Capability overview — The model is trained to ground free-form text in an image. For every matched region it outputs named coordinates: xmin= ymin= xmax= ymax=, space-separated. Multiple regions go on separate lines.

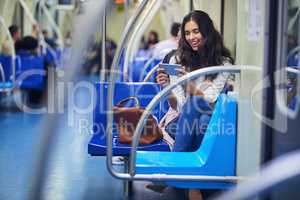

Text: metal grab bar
xmin=106 ymin=65 xmax=260 ymax=181
xmin=18 ymin=0 xmax=47 ymax=54
xmin=100 ymin=4 xmax=106 ymax=82
xmin=0 ymin=63 xmax=5 ymax=82
xmin=123 ymin=0 xmax=163 ymax=82
xmin=106 ymin=0 xmax=150 ymax=178
xmin=130 ymin=65 xmax=261 ymax=176
xmin=0 ymin=16 xmax=16 ymax=84
xmin=215 ymin=150 xmax=300 ymax=200
xmin=143 ymin=63 xmax=160 ymax=82
xmin=40 ymin=0 xmax=65 ymax=52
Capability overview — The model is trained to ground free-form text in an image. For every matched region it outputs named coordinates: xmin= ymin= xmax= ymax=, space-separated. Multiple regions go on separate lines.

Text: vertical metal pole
xmin=220 ymin=0 xmax=225 ymax=36
xmin=100 ymin=3 xmax=106 ymax=82
xmin=190 ymin=0 xmax=194 ymax=11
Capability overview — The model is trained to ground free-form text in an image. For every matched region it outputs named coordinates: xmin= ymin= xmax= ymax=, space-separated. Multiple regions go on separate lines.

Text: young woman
xmin=155 ymin=10 xmax=234 ymax=200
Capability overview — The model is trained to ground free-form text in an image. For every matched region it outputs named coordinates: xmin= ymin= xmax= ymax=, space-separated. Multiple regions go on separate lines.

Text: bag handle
xmin=115 ymin=96 xmax=140 ymax=107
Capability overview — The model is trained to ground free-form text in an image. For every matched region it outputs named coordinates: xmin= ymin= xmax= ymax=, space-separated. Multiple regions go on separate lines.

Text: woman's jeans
xmin=168 ymin=96 xmax=212 ymax=152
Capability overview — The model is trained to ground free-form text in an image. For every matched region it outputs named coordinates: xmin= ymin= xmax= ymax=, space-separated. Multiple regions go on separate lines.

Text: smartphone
xmin=159 ymin=63 xmax=182 ymax=76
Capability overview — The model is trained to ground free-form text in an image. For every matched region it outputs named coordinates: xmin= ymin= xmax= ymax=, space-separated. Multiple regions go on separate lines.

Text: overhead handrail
xmin=0 ymin=16 xmax=16 ymax=84
xmin=123 ymin=0 xmax=163 ymax=81
xmin=106 ymin=0 xmax=150 ymax=178
xmin=215 ymin=149 xmax=300 ymax=200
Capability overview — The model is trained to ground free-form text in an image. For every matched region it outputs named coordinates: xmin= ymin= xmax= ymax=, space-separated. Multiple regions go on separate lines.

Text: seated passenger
xmin=16 ymin=36 xmax=39 ymax=55
xmin=155 ymin=10 xmax=234 ymax=200
xmin=152 ymin=22 xmax=181 ymax=60
xmin=1 ymin=25 xmax=21 ymax=55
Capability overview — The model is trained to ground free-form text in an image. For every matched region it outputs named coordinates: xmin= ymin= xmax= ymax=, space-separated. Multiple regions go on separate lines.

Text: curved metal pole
xmin=123 ymin=0 xmax=162 ymax=81
xmin=214 ymin=150 xmax=300 ymax=200
xmin=100 ymin=4 xmax=106 ymax=82
xmin=129 ymin=65 xmax=261 ymax=176
xmin=106 ymin=65 xmax=259 ymax=182
xmin=104 ymin=65 xmax=257 ymax=182
xmin=40 ymin=0 xmax=65 ymax=51
xmin=18 ymin=0 xmax=47 ymax=54
xmin=0 ymin=16 xmax=16 ymax=84
xmin=0 ymin=63 xmax=5 ymax=82
xmin=106 ymin=0 xmax=150 ymax=178
xmin=143 ymin=63 xmax=160 ymax=82
xmin=27 ymin=1 xmax=108 ymax=199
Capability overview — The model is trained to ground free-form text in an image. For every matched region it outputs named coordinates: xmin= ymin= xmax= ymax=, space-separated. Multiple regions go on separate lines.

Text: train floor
xmin=0 ymin=75 xmax=223 ymax=200
xmin=0 ymin=83 xmax=190 ymax=200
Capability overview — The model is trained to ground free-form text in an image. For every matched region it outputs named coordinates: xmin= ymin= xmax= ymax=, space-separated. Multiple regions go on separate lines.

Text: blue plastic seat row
xmin=88 ymin=82 xmax=171 ymax=156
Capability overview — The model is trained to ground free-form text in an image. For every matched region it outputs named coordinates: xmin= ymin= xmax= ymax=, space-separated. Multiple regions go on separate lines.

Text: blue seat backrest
xmin=0 ymin=54 xmax=21 ymax=82
xmin=196 ymin=94 xmax=237 ymax=175
xmin=289 ymin=96 xmax=297 ymax=110
xmin=17 ymin=52 xmax=45 ymax=89
xmin=93 ymin=82 xmax=162 ymax=136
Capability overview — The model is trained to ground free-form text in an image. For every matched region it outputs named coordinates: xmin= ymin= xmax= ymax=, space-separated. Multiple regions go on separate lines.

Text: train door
xmin=263 ymin=0 xmax=300 ymax=199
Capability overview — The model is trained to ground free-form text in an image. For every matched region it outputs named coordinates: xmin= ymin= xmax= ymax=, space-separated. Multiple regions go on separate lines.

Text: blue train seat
xmin=45 ymin=47 xmax=60 ymax=67
xmin=135 ymin=94 xmax=237 ymax=189
xmin=289 ymin=96 xmax=297 ymax=110
xmin=0 ymin=82 xmax=13 ymax=90
xmin=16 ymin=51 xmax=45 ymax=90
xmin=88 ymin=82 xmax=170 ymax=156
xmin=128 ymin=56 xmax=161 ymax=82
xmin=287 ymin=52 xmax=300 ymax=67
xmin=0 ymin=54 xmax=21 ymax=81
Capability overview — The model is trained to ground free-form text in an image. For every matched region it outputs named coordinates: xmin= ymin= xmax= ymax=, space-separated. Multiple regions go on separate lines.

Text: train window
xmin=279 ymin=0 xmax=300 ymax=117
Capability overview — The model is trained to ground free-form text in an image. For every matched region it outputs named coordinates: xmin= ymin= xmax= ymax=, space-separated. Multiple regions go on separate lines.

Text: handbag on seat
xmin=113 ymin=97 xmax=163 ymax=145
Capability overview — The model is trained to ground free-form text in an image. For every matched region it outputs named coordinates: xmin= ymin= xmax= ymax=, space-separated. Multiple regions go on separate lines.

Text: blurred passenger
xmin=152 ymin=22 xmax=181 ymax=60
xmin=64 ymin=31 xmax=72 ymax=47
xmin=1 ymin=25 xmax=21 ymax=55
xmin=155 ymin=10 xmax=234 ymax=200
xmin=146 ymin=30 xmax=159 ymax=49
xmin=16 ymin=36 xmax=39 ymax=55
xmin=42 ymin=30 xmax=57 ymax=49
xmin=31 ymin=24 xmax=39 ymax=39
xmin=83 ymin=38 xmax=117 ymax=75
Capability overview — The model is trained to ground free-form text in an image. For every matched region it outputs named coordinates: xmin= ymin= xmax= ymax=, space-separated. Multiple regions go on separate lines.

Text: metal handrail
xmin=0 ymin=16 xmax=16 ymax=84
xmin=106 ymin=0 xmax=150 ymax=178
xmin=40 ymin=0 xmax=65 ymax=52
xmin=106 ymin=65 xmax=260 ymax=181
xmin=0 ymin=63 xmax=5 ymax=82
xmin=100 ymin=4 xmax=106 ymax=82
xmin=123 ymin=0 xmax=163 ymax=81
xmin=143 ymin=63 xmax=160 ymax=82
xmin=18 ymin=0 xmax=47 ymax=54
xmin=129 ymin=65 xmax=262 ymax=177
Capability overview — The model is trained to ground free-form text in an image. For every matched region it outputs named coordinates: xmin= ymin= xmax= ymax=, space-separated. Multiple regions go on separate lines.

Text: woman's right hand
xmin=156 ymin=68 xmax=170 ymax=87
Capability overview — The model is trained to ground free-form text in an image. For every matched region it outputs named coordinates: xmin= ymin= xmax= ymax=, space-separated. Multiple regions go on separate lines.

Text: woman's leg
xmin=173 ymin=96 xmax=212 ymax=152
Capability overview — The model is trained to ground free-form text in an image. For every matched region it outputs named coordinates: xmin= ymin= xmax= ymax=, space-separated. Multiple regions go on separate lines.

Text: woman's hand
xmin=177 ymin=66 xmax=204 ymax=96
xmin=156 ymin=68 xmax=170 ymax=87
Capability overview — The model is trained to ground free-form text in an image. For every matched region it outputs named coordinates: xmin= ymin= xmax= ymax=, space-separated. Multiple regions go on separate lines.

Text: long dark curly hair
xmin=176 ymin=10 xmax=234 ymax=73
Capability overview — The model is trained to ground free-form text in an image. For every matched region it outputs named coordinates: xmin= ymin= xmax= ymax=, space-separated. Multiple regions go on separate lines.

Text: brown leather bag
xmin=113 ymin=97 xmax=163 ymax=145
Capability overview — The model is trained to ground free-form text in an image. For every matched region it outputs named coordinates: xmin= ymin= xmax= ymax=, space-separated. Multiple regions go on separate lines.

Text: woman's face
xmin=184 ymin=20 xmax=205 ymax=51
